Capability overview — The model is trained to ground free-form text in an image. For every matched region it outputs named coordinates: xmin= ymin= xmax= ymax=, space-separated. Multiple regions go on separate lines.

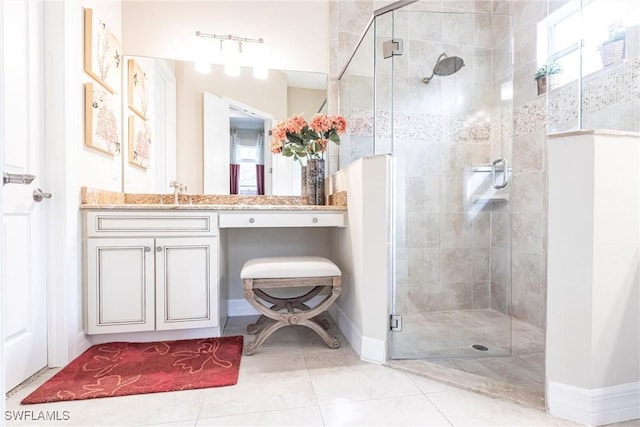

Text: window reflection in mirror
xmin=229 ymin=111 xmax=267 ymax=196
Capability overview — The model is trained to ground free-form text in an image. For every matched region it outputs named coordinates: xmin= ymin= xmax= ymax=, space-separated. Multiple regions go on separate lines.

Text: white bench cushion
xmin=241 ymin=256 xmax=341 ymax=279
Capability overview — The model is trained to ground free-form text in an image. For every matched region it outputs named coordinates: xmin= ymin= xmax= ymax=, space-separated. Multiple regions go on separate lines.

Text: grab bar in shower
xmin=491 ymin=157 xmax=508 ymax=189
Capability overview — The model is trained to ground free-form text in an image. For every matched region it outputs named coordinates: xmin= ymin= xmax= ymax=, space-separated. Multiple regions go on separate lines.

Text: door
xmin=85 ymin=238 xmax=155 ymax=335
xmin=2 ymin=0 xmax=49 ymax=389
xmin=155 ymin=237 xmax=218 ymax=330
xmin=203 ymin=92 xmax=230 ymax=194
xmin=388 ymin=9 xmax=513 ymax=359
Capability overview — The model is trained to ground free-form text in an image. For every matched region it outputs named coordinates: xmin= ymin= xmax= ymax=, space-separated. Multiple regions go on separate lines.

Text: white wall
xmin=121 ymin=1 xmax=328 ymax=74
xmin=79 ymin=1 xmax=123 ymax=192
xmin=42 ymin=0 xmax=125 ymax=367
xmin=547 ymin=130 xmax=640 ymax=425
xmin=330 ymin=155 xmax=390 ymax=363
xmin=288 ymin=87 xmax=326 ymax=117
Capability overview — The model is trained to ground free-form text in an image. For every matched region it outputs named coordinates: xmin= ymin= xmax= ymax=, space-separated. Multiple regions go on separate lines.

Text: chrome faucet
xmin=170 ymin=180 xmax=186 ymax=205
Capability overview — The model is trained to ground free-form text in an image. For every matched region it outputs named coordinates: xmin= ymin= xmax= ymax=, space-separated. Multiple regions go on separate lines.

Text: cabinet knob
xmin=249 ymin=218 xmax=255 ymax=223
xmin=312 ymin=217 xmax=319 ymax=223
xmin=144 ymin=246 xmax=151 ymax=252
xmin=156 ymin=246 xmax=163 ymax=252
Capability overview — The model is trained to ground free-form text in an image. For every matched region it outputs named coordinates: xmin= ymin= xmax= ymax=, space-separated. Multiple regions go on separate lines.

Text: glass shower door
xmin=388 ymin=9 xmax=514 ymax=360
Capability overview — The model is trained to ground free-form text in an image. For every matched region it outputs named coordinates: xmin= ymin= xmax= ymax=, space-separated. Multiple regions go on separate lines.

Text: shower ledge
xmin=472 ymin=194 xmax=509 ymax=203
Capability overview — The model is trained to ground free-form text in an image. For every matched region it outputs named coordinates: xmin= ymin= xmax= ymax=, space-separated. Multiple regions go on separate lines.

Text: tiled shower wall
xmin=332 ymin=0 xmax=515 ymax=322
xmin=330 ymin=0 xmax=640 ymax=331
xmin=508 ymin=0 xmax=640 ymax=328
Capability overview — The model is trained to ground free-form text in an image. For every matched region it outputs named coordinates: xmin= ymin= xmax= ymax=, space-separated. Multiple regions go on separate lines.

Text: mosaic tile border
xmin=343 ymin=57 xmax=639 ymax=143
xmin=343 ymin=109 xmax=494 ymax=144
xmin=515 ymin=57 xmax=640 ymax=136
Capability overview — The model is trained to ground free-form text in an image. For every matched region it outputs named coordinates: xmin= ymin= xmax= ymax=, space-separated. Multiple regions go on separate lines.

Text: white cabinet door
xmin=155 ymin=237 xmax=218 ymax=330
xmin=86 ymin=238 xmax=155 ymax=334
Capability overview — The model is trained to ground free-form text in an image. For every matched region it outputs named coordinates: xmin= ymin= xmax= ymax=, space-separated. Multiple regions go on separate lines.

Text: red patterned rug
xmin=21 ymin=336 xmax=243 ymax=404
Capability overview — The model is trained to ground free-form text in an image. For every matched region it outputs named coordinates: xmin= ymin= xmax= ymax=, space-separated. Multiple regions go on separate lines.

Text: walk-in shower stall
xmin=338 ymin=1 xmax=545 ymax=406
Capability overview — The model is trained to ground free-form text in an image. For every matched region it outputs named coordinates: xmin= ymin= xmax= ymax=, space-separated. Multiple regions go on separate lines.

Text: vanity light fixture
xmin=195 ymin=31 xmax=268 ymax=79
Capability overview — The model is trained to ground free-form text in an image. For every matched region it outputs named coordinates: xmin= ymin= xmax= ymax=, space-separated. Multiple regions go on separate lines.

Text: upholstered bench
xmin=241 ymin=256 xmax=342 ymax=355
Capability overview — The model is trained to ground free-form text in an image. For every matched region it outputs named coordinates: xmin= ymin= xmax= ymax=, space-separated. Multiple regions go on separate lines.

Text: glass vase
xmin=300 ymin=162 xmax=307 ymax=199
xmin=305 ymin=159 xmax=325 ymax=205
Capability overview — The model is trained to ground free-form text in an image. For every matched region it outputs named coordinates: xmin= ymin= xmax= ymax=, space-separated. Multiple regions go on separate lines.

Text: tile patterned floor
xmin=2 ymin=315 xmax=600 ymax=426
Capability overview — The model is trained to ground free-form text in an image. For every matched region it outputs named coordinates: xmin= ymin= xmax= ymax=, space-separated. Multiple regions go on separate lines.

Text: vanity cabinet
xmin=84 ymin=211 xmax=221 ymax=335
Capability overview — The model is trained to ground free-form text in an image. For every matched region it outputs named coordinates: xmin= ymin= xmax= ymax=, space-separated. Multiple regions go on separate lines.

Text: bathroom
xmin=1 ymin=0 xmax=639 ymax=425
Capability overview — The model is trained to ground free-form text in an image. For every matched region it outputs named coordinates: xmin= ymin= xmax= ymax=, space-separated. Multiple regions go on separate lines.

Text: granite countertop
xmin=80 ymin=203 xmax=347 ymax=211
xmin=79 ymin=187 xmax=347 ymax=211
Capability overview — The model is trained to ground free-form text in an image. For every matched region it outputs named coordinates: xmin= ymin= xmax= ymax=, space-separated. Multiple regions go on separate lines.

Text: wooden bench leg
xmin=247 ymin=287 xmax=324 ymax=335
xmin=244 ymin=321 xmax=290 ymax=356
xmin=299 ymin=319 xmax=340 ymax=348
xmin=243 ymin=278 xmax=342 ymax=355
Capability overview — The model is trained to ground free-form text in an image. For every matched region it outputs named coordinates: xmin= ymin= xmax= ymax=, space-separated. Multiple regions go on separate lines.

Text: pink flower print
xmin=93 ymin=90 xmax=119 ymax=152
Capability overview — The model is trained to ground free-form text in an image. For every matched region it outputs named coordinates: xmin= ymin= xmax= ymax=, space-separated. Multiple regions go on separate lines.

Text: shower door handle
xmin=491 ymin=157 xmax=508 ymax=189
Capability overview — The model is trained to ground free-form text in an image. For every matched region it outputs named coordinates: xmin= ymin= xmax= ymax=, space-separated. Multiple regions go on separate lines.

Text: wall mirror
xmin=121 ymin=55 xmax=327 ymax=195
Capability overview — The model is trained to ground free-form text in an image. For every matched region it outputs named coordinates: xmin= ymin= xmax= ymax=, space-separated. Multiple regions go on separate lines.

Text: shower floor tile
xmin=388 ymin=309 xmax=545 ymax=407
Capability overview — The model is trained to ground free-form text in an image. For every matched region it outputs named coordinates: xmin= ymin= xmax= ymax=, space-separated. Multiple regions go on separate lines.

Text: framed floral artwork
xmin=128 ymin=115 xmax=151 ymax=169
xmin=85 ymin=83 xmax=121 ymax=155
xmin=84 ymin=8 xmax=121 ymax=94
xmin=127 ymin=59 xmax=149 ymax=119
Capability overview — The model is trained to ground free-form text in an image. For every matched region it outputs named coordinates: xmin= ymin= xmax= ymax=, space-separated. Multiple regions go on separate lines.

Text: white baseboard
xmin=360 ymin=336 xmax=386 ymax=364
xmin=228 ymin=298 xmax=387 ymax=364
xmin=87 ymin=327 xmax=223 ymax=345
xmin=547 ymin=380 xmax=640 ymax=426
xmin=227 ymin=298 xmax=260 ymax=317
xmin=327 ymin=303 xmax=362 ymax=357
xmin=326 ymin=303 xmax=385 ymax=364
xmin=76 ymin=331 xmax=92 ymax=355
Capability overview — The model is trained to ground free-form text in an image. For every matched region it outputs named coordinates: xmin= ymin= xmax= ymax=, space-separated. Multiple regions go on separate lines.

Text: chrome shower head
xmin=422 ymin=53 xmax=465 ymax=84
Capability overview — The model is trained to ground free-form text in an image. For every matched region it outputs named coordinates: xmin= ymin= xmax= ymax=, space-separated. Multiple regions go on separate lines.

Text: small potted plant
xmin=599 ymin=28 xmax=626 ymax=66
xmin=534 ymin=61 xmax=562 ymax=95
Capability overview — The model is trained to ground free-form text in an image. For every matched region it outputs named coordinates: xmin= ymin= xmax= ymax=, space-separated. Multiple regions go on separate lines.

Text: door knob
xmin=4 ymin=171 xmax=36 ymax=186
xmin=32 ymin=188 xmax=52 ymax=202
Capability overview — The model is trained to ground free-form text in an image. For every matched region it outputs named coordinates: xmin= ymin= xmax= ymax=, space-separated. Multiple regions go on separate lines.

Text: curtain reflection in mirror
xmin=229 ymin=127 xmax=264 ymax=195
xmin=229 ymin=128 xmax=240 ymax=194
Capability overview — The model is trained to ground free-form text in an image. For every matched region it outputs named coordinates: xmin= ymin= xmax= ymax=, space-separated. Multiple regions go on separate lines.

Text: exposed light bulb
xmin=252 ymin=43 xmax=269 ymax=79
xmin=194 ymin=61 xmax=212 ymax=74
xmin=253 ymin=65 xmax=268 ymax=79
